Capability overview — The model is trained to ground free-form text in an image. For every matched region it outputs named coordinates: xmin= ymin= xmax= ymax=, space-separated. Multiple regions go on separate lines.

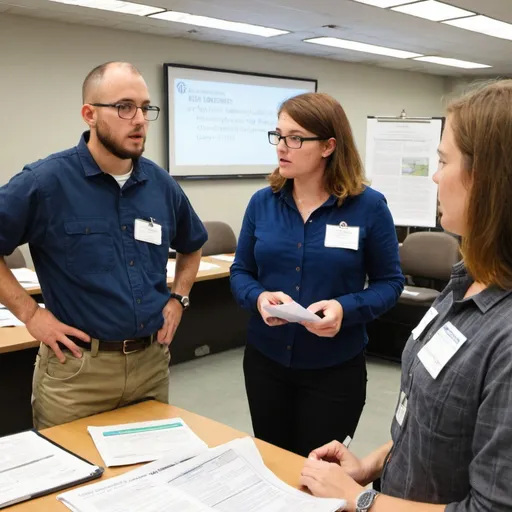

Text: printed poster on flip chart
xmin=365 ymin=118 xmax=442 ymax=228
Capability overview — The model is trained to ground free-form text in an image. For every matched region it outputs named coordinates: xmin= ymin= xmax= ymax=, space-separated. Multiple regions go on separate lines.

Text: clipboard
xmin=0 ymin=429 xmax=104 ymax=509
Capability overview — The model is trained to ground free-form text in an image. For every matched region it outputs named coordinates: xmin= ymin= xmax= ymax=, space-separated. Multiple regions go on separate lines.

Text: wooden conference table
xmin=22 ymin=255 xmax=232 ymax=297
xmin=0 ymin=255 xmax=250 ymax=436
xmin=9 ymin=401 xmax=306 ymax=511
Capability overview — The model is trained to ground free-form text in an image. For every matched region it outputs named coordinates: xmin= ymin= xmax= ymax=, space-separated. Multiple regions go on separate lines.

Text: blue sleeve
xmin=170 ymin=183 xmax=208 ymax=254
xmin=335 ymin=198 xmax=404 ymax=327
xmin=0 ymin=168 xmax=47 ymax=256
xmin=230 ymin=194 xmax=266 ymax=313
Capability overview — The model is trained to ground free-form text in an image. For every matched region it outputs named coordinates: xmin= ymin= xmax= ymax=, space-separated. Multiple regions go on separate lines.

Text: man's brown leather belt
xmin=68 ymin=334 xmax=157 ymax=354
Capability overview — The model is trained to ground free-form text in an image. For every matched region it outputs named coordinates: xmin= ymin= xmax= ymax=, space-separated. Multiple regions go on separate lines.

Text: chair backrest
xmin=201 ymin=221 xmax=237 ymax=257
xmin=400 ymin=232 xmax=460 ymax=282
xmin=4 ymin=248 xmax=26 ymax=269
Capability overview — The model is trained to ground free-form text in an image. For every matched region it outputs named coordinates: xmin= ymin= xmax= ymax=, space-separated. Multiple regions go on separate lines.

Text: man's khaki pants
xmin=31 ymin=340 xmax=170 ymax=429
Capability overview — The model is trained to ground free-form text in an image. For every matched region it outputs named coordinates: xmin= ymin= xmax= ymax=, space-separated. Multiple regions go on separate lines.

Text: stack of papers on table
xmin=0 ymin=430 xmax=102 ymax=509
xmin=11 ymin=268 xmax=39 ymax=289
xmin=210 ymin=254 xmax=235 ymax=263
xmin=58 ymin=437 xmax=346 ymax=512
xmin=88 ymin=418 xmax=208 ymax=467
xmin=167 ymin=261 xmax=220 ymax=278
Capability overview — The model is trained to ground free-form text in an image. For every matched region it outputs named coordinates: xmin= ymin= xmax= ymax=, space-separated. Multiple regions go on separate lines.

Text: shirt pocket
xmin=136 ymin=223 xmax=170 ymax=275
xmin=64 ymin=219 xmax=114 ymax=274
xmin=410 ymin=361 xmax=475 ymax=440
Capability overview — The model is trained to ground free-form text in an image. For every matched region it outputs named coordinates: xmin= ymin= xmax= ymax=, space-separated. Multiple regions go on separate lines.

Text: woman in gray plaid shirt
xmin=299 ymin=80 xmax=512 ymax=512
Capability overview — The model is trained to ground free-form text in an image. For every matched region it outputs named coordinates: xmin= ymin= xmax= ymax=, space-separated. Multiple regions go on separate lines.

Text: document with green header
xmin=87 ymin=418 xmax=208 ymax=467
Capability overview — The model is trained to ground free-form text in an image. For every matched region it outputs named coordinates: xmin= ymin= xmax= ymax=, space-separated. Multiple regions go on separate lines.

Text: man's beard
xmin=96 ymin=123 xmax=146 ymax=160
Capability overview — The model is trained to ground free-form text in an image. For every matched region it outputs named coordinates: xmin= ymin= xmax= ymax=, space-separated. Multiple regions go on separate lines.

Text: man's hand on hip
xmin=157 ymin=299 xmax=183 ymax=345
xmin=25 ymin=307 xmax=91 ymax=363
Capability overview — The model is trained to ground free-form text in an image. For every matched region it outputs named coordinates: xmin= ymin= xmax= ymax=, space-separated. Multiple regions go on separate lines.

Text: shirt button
xmin=297 ymin=243 xmax=302 ymax=248
xmin=296 ymin=285 xmax=300 ymax=291
xmin=129 ymin=260 xmax=135 ymax=266
xmin=85 ymin=227 xmax=90 ymax=234
xmin=140 ymin=323 xmax=144 ymax=329
xmin=309 ymin=220 xmax=313 ymax=223
xmin=296 ymin=267 xmax=300 ymax=272
xmin=122 ymin=225 xmax=127 ymax=231
xmin=287 ymin=345 xmax=291 ymax=350
xmin=137 ymin=298 xmax=141 ymax=304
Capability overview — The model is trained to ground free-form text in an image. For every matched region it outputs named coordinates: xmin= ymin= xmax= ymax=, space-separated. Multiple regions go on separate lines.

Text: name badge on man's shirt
xmin=324 ymin=224 xmax=359 ymax=251
xmin=395 ymin=391 xmax=408 ymax=427
xmin=411 ymin=307 xmax=439 ymax=340
xmin=418 ymin=322 xmax=467 ymax=379
xmin=134 ymin=219 xmax=162 ymax=246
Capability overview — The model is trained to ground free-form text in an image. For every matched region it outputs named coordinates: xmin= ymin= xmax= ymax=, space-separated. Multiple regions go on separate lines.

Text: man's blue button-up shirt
xmin=230 ymin=184 xmax=404 ymax=369
xmin=0 ymin=132 xmax=207 ymax=340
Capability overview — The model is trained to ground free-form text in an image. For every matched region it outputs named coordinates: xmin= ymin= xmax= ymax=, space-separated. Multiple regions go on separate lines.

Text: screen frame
xmin=163 ymin=63 xmax=318 ymax=181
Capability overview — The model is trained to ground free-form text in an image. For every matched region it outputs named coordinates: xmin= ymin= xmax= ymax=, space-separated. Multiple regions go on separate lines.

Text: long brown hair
xmin=447 ymin=80 xmax=512 ymax=288
xmin=268 ymin=93 xmax=366 ymax=205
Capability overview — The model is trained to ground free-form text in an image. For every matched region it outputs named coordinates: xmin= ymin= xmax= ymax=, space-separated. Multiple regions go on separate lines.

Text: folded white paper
xmin=263 ymin=302 xmax=321 ymax=323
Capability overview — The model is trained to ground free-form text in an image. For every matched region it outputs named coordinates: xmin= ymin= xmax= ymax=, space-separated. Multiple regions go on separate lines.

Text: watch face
xmin=182 ymin=296 xmax=190 ymax=308
xmin=357 ymin=491 xmax=376 ymax=509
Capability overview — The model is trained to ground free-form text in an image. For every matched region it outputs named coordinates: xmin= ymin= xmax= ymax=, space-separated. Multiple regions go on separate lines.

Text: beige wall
xmin=1 ymin=14 xmax=446 ymax=264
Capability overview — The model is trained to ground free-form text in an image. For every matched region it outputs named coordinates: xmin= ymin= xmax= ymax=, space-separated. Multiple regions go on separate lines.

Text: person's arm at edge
xmin=336 ymin=198 xmax=404 ymax=328
xmin=172 ymin=249 xmax=202 ymax=297
xmin=230 ymin=194 xmax=266 ymax=312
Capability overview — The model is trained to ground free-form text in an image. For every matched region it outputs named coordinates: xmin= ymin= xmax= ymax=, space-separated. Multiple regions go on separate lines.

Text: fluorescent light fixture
xmin=444 ymin=15 xmax=512 ymax=41
xmin=351 ymin=0 xmax=411 ymax=7
xmin=392 ymin=0 xmax=474 ymax=22
xmin=304 ymin=37 xmax=422 ymax=59
xmin=414 ymin=56 xmax=491 ymax=69
xmin=49 ymin=0 xmax=164 ymax=15
xmin=149 ymin=11 xmax=289 ymax=37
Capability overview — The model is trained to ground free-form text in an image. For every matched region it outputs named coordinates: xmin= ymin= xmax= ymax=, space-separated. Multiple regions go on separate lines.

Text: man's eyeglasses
xmin=91 ymin=103 xmax=160 ymax=121
xmin=268 ymin=131 xmax=329 ymax=149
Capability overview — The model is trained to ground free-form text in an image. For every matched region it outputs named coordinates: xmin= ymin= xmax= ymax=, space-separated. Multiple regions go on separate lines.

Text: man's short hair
xmin=82 ymin=61 xmax=141 ymax=104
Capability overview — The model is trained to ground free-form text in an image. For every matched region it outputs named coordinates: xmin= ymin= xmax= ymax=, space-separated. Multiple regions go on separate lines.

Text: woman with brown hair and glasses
xmin=230 ymin=92 xmax=404 ymax=458
xmin=300 ymin=81 xmax=512 ymax=512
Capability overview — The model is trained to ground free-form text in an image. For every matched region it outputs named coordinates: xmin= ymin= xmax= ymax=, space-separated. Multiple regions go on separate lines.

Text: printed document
xmin=365 ymin=118 xmax=441 ymax=228
xmin=88 ymin=418 xmax=208 ymax=467
xmin=58 ymin=438 xmax=346 ymax=512
xmin=0 ymin=430 xmax=101 ymax=509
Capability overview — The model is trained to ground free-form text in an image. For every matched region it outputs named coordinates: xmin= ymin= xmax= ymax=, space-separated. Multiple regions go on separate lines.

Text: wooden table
xmin=24 ymin=255 xmax=233 ymax=297
xmin=2 ymin=255 xmax=234 ymax=353
xmin=0 ymin=254 xmax=249 ymax=437
xmin=9 ymin=401 xmax=305 ymax=511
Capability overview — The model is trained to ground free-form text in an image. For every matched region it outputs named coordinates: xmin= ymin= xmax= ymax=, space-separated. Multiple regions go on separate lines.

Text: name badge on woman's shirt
xmin=325 ymin=224 xmax=359 ymax=250
xmin=418 ymin=322 xmax=467 ymax=379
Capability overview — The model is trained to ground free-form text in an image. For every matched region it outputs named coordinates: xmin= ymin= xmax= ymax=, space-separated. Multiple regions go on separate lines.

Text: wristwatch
xmin=170 ymin=293 xmax=190 ymax=310
xmin=355 ymin=489 xmax=380 ymax=512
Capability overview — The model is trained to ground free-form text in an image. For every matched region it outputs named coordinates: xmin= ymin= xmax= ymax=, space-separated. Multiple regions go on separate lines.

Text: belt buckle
xmin=123 ymin=339 xmax=139 ymax=355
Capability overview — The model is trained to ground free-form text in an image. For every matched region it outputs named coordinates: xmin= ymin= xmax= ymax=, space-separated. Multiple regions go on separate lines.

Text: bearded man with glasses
xmin=0 ymin=61 xmax=207 ymax=428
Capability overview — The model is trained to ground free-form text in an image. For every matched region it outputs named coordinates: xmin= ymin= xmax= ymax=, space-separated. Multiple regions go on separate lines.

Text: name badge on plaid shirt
xmin=418 ymin=322 xmax=467 ymax=379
